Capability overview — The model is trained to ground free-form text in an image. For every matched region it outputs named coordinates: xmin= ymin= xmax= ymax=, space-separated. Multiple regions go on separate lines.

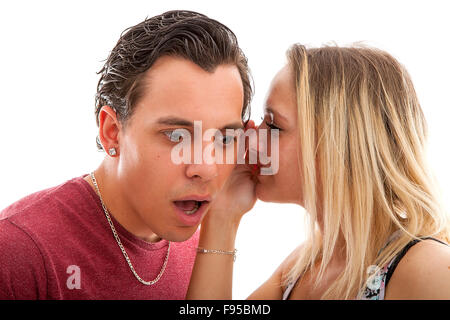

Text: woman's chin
xmin=256 ymin=181 xmax=301 ymax=205
xmin=255 ymin=181 xmax=281 ymax=203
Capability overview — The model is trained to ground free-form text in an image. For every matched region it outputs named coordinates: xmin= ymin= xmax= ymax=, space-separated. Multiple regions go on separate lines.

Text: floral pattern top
xmin=358 ymin=231 xmax=401 ymax=300
xmin=358 ymin=251 xmax=397 ymax=300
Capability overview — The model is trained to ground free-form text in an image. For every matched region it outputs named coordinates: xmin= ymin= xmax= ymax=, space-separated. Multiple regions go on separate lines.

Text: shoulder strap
xmin=384 ymin=237 xmax=448 ymax=287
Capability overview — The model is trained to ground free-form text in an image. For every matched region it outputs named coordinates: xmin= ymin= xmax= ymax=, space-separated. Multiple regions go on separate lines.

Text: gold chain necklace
xmin=89 ymin=172 xmax=171 ymax=285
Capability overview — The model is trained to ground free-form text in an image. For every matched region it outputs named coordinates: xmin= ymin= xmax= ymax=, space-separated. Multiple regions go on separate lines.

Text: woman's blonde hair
xmin=285 ymin=44 xmax=450 ymax=299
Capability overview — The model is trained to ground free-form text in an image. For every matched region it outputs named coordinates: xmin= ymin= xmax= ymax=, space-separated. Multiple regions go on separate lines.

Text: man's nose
xmin=185 ymin=161 xmax=219 ymax=181
xmin=185 ymin=140 xmax=219 ymax=181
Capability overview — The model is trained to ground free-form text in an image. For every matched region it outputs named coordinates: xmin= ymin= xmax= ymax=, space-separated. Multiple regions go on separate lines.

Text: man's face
xmin=116 ymin=56 xmax=244 ymax=242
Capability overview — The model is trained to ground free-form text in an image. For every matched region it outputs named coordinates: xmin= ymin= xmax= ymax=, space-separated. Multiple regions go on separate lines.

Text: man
xmin=0 ymin=10 xmax=252 ymax=299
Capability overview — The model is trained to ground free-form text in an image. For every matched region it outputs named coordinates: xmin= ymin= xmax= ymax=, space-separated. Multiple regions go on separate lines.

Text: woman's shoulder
xmin=246 ymin=243 xmax=305 ymax=299
xmin=279 ymin=243 xmax=305 ymax=280
xmin=385 ymin=238 xmax=450 ymax=299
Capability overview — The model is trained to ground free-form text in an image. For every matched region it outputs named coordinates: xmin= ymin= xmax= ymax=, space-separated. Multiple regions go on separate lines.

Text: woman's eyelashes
xmin=261 ymin=116 xmax=282 ymax=131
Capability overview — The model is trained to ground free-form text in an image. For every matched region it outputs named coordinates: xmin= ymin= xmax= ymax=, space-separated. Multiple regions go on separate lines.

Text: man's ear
xmin=98 ymin=105 xmax=121 ymax=156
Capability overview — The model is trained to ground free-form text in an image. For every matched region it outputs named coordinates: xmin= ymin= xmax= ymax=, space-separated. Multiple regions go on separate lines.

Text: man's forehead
xmin=131 ymin=59 xmax=244 ymax=129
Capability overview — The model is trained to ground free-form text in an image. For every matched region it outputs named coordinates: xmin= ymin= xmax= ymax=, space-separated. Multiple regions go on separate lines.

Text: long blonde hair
xmin=285 ymin=44 xmax=450 ymax=299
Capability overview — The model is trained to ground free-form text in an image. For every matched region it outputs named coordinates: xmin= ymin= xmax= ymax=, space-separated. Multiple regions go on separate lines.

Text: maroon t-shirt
xmin=0 ymin=175 xmax=199 ymax=299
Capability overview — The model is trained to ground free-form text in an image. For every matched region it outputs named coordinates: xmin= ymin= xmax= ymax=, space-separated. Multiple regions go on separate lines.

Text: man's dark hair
xmin=95 ymin=10 xmax=253 ymax=150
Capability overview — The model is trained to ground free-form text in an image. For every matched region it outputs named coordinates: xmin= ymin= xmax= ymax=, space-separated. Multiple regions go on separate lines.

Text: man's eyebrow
xmin=155 ymin=116 xmax=244 ymax=130
xmin=221 ymin=122 xmax=244 ymax=130
xmin=156 ymin=116 xmax=193 ymax=127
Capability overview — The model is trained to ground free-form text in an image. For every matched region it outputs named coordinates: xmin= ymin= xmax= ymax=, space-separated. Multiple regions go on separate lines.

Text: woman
xmin=187 ymin=44 xmax=450 ymax=299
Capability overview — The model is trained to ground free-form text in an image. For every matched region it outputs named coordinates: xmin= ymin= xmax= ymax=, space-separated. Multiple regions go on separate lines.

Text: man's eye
xmin=164 ymin=130 xmax=185 ymax=142
xmin=222 ymin=135 xmax=235 ymax=145
xmin=214 ymin=134 xmax=235 ymax=146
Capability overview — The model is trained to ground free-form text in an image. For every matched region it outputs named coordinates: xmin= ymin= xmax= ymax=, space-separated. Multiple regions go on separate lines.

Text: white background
xmin=0 ymin=0 xmax=449 ymax=299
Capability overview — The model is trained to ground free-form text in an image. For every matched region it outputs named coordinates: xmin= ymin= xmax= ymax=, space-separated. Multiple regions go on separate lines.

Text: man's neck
xmin=84 ymin=165 xmax=162 ymax=243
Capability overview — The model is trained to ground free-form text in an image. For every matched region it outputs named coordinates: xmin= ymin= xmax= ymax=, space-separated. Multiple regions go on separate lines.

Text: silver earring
xmin=108 ymin=148 xmax=117 ymax=156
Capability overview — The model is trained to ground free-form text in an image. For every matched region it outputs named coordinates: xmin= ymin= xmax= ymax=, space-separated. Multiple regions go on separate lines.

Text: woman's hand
xmin=206 ymin=163 xmax=257 ymax=226
xmin=205 ymin=120 xmax=258 ymax=226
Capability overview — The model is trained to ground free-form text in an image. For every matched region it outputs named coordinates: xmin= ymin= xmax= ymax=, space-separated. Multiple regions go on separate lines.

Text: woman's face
xmin=255 ymin=65 xmax=304 ymax=205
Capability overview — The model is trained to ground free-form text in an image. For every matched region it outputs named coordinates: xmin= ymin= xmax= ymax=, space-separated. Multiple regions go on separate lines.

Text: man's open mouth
xmin=173 ymin=200 xmax=209 ymax=215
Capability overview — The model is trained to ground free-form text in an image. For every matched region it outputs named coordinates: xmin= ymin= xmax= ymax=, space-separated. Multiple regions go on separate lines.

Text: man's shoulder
xmin=0 ymin=174 xmax=98 ymax=253
xmin=0 ymin=175 xmax=92 ymax=225
xmin=0 ymin=218 xmax=48 ymax=299
xmin=1 ymin=183 xmax=61 ymax=220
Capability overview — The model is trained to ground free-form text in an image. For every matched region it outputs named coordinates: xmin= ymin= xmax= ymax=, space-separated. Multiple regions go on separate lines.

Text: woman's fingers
xmin=245 ymin=119 xmax=256 ymax=130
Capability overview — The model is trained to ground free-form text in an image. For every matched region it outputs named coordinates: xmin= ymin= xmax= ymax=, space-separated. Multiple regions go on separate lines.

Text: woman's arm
xmin=247 ymin=244 xmax=304 ymax=300
xmin=186 ymin=163 xmax=257 ymax=299
xmin=246 ymin=264 xmax=285 ymax=300
xmin=186 ymin=211 xmax=240 ymax=299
